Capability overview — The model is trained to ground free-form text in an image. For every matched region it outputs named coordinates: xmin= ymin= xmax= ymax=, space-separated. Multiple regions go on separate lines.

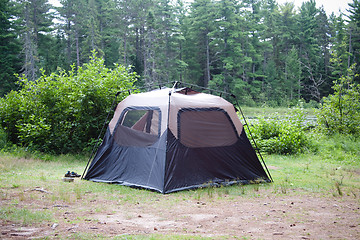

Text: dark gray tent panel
xmin=83 ymin=87 xmax=271 ymax=193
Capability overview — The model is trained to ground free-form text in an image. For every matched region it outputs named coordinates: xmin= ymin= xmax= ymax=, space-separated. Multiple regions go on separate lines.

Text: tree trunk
xmin=205 ymin=33 xmax=210 ymax=87
xmin=76 ymin=30 xmax=80 ymax=68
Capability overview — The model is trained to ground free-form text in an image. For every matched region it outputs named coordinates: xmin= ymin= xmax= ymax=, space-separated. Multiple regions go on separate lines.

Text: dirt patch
xmin=267 ymin=165 xmax=280 ymax=170
xmin=1 ymin=188 xmax=359 ymax=239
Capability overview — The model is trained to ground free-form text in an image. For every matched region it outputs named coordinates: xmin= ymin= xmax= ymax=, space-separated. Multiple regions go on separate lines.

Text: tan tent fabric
xmin=109 ymin=88 xmax=243 ymax=142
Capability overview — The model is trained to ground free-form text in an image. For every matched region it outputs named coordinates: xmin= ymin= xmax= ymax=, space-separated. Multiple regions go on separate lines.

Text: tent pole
xmin=232 ymin=95 xmax=273 ymax=182
xmin=81 ymin=91 xmax=123 ymax=180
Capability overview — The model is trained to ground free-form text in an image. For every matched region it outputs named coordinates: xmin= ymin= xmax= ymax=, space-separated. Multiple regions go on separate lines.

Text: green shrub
xmin=316 ymin=64 xmax=360 ymax=136
xmin=0 ymin=128 xmax=8 ymax=149
xmin=0 ymin=52 xmax=136 ymax=154
xmin=248 ymin=110 xmax=314 ymax=155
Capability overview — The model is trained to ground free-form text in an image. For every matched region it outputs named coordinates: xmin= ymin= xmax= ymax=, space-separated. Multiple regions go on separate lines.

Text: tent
xmin=83 ymin=87 xmax=271 ymax=193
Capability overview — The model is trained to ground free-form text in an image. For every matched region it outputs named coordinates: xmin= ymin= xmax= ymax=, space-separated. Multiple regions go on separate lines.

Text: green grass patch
xmin=240 ymin=106 xmax=316 ymax=119
xmin=0 ymin=207 xmax=53 ymax=225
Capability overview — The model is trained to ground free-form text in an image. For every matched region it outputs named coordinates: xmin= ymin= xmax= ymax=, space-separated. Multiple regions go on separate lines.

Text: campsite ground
xmin=0 ymin=153 xmax=359 ymax=239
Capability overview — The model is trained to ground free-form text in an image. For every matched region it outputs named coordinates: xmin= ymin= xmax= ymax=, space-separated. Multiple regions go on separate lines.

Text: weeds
xmin=334 ymin=181 xmax=343 ymax=196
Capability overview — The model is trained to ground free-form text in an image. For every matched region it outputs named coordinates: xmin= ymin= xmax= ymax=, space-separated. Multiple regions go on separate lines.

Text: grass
xmin=0 ymin=207 xmax=53 ymax=225
xmin=0 ymin=123 xmax=359 ymax=239
xmin=240 ymin=106 xmax=316 ymax=119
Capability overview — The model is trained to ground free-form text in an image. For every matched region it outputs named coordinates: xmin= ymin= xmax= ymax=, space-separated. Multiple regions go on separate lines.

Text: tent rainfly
xmin=83 ymin=87 xmax=271 ymax=193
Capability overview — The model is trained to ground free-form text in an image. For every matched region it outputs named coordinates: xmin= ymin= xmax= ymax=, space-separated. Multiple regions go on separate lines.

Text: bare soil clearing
xmin=1 ymin=183 xmax=359 ymax=239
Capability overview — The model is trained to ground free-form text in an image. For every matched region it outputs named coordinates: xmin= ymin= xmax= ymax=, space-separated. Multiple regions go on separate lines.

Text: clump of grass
xmin=58 ymin=187 xmax=72 ymax=203
xmin=238 ymin=185 xmax=246 ymax=195
xmin=0 ymin=207 xmax=53 ymax=225
xmin=207 ymin=184 xmax=214 ymax=198
xmin=334 ymin=181 xmax=343 ymax=197
xmin=18 ymin=192 xmax=26 ymax=202
xmin=74 ymin=184 xmax=83 ymax=200
xmin=279 ymin=181 xmax=288 ymax=194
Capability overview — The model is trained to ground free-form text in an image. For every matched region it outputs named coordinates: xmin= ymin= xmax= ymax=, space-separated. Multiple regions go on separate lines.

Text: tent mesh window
xmin=178 ymin=108 xmax=238 ymax=148
xmin=114 ymin=108 xmax=161 ymax=147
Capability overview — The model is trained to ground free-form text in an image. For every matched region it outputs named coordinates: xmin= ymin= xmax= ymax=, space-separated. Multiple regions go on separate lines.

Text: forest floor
xmin=1 ymin=175 xmax=359 ymax=239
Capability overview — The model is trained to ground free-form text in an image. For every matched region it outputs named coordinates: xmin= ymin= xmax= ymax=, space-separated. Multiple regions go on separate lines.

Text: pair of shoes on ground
xmin=64 ymin=171 xmax=81 ymax=178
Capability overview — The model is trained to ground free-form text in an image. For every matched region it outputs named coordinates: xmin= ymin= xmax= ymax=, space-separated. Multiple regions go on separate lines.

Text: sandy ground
xmin=1 ymin=186 xmax=359 ymax=239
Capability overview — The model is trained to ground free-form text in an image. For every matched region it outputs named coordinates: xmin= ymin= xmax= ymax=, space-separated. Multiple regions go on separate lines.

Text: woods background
xmin=1 ymin=0 xmax=360 ymax=106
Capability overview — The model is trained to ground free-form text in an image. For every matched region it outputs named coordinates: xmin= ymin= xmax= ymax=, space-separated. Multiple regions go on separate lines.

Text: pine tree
xmin=285 ymin=47 xmax=301 ymax=101
xmin=347 ymin=0 xmax=360 ymax=78
xmin=58 ymin=0 xmax=88 ymax=68
xmin=17 ymin=0 xmax=54 ymax=81
xmin=185 ymin=0 xmax=216 ymax=87
xmin=329 ymin=13 xmax=350 ymax=78
xmin=297 ymin=0 xmax=324 ymax=101
xmin=0 ymin=0 xmax=21 ymax=95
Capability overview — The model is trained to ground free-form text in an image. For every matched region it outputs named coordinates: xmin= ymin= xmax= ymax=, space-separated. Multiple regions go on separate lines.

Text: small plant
xmin=40 ymin=174 xmax=47 ymax=182
xmin=334 ymin=181 xmax=343 ymax=197
xmin=74 ymin=184 xmax=82 ymax=200
xmin=238 ymin=185 xmax=246 ymax=195
xmin=0 ymin=128 xmax=8 ymax=149
xmin=248 ymin=110 xmax=314 ymax=155
xmin=279 ymin=181 xmax=288 ymax=194
xmin=316 ymin=64 xmax=360 ymax=136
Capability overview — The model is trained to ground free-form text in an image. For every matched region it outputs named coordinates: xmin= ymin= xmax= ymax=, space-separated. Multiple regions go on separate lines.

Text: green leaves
xmin=317 ymin=64 xmax=360 ymax=136
xmin=249 ymin=110 xmax=313 ymax=155
xmin=0 ymin=53 xmax=136 ymax=154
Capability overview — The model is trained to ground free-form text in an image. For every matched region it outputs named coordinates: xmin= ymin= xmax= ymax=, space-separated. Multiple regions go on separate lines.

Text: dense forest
xmin=1 ymin=0 xmax=360 ymax=106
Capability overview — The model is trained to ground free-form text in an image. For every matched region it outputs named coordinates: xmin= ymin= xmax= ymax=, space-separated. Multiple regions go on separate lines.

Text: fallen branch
xmin=31 ymin=187 xmax=53 ymax=194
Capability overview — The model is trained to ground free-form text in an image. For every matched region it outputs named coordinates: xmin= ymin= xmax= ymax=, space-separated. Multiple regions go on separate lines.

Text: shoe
xmin=71 ymin=172 xmax=81 ymax=178
xmin=64 ymin=171 xmax=72 ymax=177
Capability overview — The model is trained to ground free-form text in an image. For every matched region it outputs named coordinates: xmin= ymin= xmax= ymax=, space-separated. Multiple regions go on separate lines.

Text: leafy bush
xmin=248 ymin=110 xmax=314 ymax=155
xmin=316 ymin=64 xmax=360 ymax=136
xmin=0 ymin=128 xmax=8 ymax=149
xmin=0 ymin=53 xmax=136 ymax=154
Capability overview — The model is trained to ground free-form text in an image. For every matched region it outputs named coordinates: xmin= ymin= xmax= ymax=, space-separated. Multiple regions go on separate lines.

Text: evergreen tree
xmin=0 ymin=0 xmax=21 ymax=95
xmin=347 ymin=0 xmax=360 ymax=78
xmin=210 ymin=0 xmax=244 ymax=94
xmin=58 ymin=0 xmax=88 ymax=68
xmin=17 ymin=0 xmax=54 ymax=80
xmin=329 ymin=13 xmax=350 ymax=78
xmin=285 ymin=46 xmax=301 ymax=101
xmin=1 ymin=0 xmax=353 ymax=107
xmin=185 ymin=0 xmax=216 ymax=87
xmin=297 ymin=0 xmax=324 ymax=101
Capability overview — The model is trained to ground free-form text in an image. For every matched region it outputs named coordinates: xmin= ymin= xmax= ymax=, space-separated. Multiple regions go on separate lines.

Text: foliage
xmin=0 ymin=128 xmax=8 ymax=150
xmin=0 ymin=0 xmax=21 ymax=96
xmin=16 ymin=0 xmax=54 ymax=81
xmin=2 ymin=0 xmax=359 ymax=106
xmin=316 ymin=64 xmax=360 ymax=136
xmin=248 ymin=110 xmax=314 ymax=155
xmin=0 ymin=53 xmax=136 ymax=154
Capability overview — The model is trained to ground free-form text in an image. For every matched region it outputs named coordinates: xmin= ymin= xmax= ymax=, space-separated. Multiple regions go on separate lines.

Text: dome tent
xmin=83 ymin=86 xmax=271 ymax=193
